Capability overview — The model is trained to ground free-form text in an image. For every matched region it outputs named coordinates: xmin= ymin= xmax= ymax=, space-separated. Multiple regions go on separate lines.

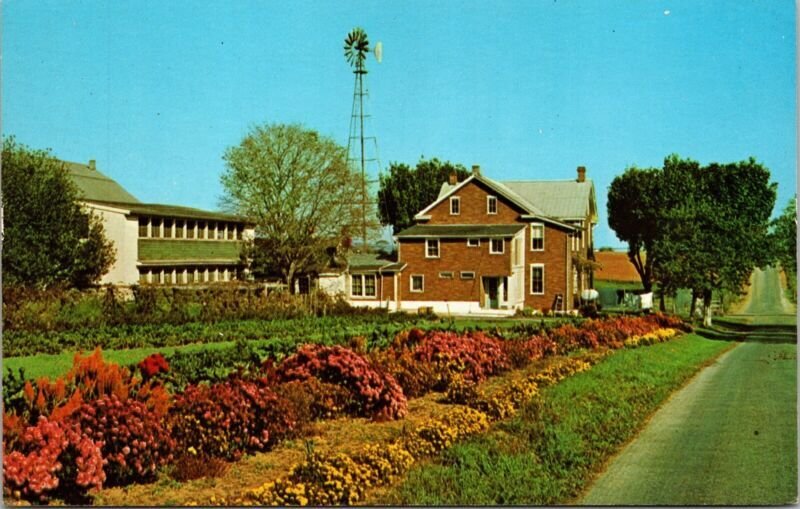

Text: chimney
xmin=448 ymin=171 xmax=458 ymax=185
xmin=88 ymin=160 xmax=96 ymax=171
xmin=577 ymin=166 xmax=586 ymax=183
xmin=472 ymin=164 xmax=481 ymax=176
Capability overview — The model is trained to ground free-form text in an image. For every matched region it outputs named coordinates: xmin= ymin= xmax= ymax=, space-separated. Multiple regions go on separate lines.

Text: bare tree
xmin=221 ymin=123 xmax=362 ymax=291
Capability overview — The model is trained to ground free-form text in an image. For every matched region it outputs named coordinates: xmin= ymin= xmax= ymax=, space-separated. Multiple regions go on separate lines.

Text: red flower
xmin=137 ymin=354 xmax=169 ymax=380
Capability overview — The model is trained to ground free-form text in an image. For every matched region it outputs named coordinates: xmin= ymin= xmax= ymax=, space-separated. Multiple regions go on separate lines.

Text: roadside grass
xmin=3 ymin=317 xmax=548 ymax=380
xmin=379 ymin=334 xmax=733 ymax=505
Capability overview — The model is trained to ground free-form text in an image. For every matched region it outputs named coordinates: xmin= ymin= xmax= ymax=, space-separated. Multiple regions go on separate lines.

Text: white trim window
xmin=530 ymin=223 xmax=545 ymax=251
xmin=460 ymin=271 xmax=475 ymax=280
xmin=450 ymin=196 xmax=461 ymax=215
xmin=489 ymin=238 xmax=504 ymax=254
xmin=487 ymin=195 xmax=498 ymax=215
xmin=467 ymin=238 xmax=480 ymax=247
xmin=426 ymin=239 xmax=440 ymax=258
xmin=351 ymin=274 xmax=377 ymax=298
xmin=439 ymin=271 xmax=454 ymax=279
xmin=530 ymin=264 xmax=545 ymax=295
xmin=410 ymin=274 xmax=424 ymax=293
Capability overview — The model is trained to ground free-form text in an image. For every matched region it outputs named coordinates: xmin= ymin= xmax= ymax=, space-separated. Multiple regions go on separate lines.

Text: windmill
xmin=344 ymin=27 xmax=382 ymax=249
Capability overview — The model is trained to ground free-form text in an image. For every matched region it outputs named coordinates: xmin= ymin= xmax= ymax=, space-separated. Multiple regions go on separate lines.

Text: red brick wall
xmin=399 ymin=238 xmax=511 ymax=302
xmin=424 ymin=180 xmax=525 ymax=224
xmin=524 ymin=223 xmax=570 ymax=311
xmin=398 ymin=178 xmax=575 ymax=310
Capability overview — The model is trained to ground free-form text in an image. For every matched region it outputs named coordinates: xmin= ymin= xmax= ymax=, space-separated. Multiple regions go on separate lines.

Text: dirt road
xmin=579 ymin=268 xmax=797 ymax=505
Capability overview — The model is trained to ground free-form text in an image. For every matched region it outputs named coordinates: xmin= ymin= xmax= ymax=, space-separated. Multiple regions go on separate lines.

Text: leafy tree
xmin=654 ymin=155 xmax=776 ymax=325
xmin=377 ymin=158 xmax=470 ymax=233
xmin=220 ymin=123 xmax=363 ymax=291
xmin=606 ymin=167 xmax=662 ymax=292
xmin=2 ymin=138 xmax=115 ymax=288
xmin=770 ymin=196 xmax=797 ymax=301
xmin=609 ymin=155 xmax=777 ymax=324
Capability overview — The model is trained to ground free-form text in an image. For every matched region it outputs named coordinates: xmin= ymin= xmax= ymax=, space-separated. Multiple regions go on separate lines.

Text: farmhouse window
xmin=236 ymin=225 xmax=244 ymax=240
xmin=531 ymin=223 xmax=544 ymax=250
xmin=460 ymin=271 xmax=475 ymax=280
xmin=227 ymin=224 xmax=235 ymax=240
xmin=163 ymin=270 xmax=172 ymax=285
xmin=410 ymin=275 xmax=424 ymax=292
xmin=164 ymin=219 xmax=173 ymax=239
xmin=487 ymin=195 xmax=498 ymax=215
xmin=175 ymin=220 xmax=184 ymax=239
xmin=426 ymin=239 xmax=440 ymax=258
xmin=151 ymin=218 xmax=162 ymax=238
xmin=217 ymin=223 xmax=225 ymax=240
xmin=139 ymin=269 xmax=149 ymax=284
xmin=138 ymin=218 xmax=149 ymax=238
xmin=467 ymin=238 xmax=480 ymax=247
xmin=490 ymin=238 xmax=504 ymax=254
xmin=530 ymin=264 xmax=545 ymax=295
xmin=197 ymin=221 xmax=206 ymax=239
xmin=351 ymin=274 xmax=377 ymax=298
xmin=450 ymin=196 xmax=461 ymax=215
xmin=187 ymin=221 xmax=196 ymax=239
xmin=364 ymin=274 xmax=376 ymax=296
xmin=186 ymin=269 xmax=195 ymax=284
xmin=439 ymin=271 xmax=454 ymax=279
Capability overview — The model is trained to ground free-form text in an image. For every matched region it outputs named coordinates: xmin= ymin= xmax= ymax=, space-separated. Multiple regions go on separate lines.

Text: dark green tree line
xmin=377 ymin=158 xmax=469 ymax=234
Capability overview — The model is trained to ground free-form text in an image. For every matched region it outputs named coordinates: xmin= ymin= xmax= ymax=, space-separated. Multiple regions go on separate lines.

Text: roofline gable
xmin=414 ymin=175 xmax=477 ymax=219
xmin=412 ymin=173 xmax=577 ymax=229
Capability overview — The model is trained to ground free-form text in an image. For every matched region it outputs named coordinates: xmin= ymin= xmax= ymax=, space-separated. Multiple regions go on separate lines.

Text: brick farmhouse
xmin=321 ymin=165 xmax=597 ymax=315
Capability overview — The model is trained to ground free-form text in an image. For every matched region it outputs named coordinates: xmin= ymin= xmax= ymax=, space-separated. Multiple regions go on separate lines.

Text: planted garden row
xmin=2 ymin=313 xmax=688 ymax=504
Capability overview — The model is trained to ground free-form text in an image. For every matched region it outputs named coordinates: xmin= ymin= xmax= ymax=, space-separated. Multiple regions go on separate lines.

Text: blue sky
xmin=3 ymin=0 xmax=796 ymax=248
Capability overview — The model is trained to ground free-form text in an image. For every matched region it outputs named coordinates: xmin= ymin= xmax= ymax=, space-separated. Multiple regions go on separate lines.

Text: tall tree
xmin=377 ymin=158 xmax=470 ymax=233
xmin=220 ymin=123 xmax=363 ymax=291
xmin=606 ymin=167 xmax=662 ymax=292
xmin=771 ymin=196 xmax=797 ymax=300
xmin=1 ymin=137 xmax=115 ymax=288
xmin=654 ymin=155 xmax=776 ymax=325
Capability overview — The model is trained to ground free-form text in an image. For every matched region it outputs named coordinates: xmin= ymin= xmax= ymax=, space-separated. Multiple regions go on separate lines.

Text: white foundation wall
xmin=350 ymin=299 xmax=398 ymax=311
xmin=85 ymin=203 xmax=139 ymax=285
xmin=398 ymin=300 xmax=515 ymax=316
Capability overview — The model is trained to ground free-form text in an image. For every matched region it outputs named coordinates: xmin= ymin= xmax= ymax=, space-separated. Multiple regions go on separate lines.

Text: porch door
xmin=483 ymin=277 xmax=499 ymax=309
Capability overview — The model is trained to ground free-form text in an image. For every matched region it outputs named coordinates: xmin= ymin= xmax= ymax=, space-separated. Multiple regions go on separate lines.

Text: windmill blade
xmin=344 ymin=27 xmax=370 ymax=69
xmin=374 ymin=41 xmax=383 ymax=63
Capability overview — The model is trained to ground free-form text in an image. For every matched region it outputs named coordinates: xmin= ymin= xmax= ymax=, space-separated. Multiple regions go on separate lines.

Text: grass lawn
xmin=3 ymin=341 xmax=242 ymax=380
xmin=378 ymin=334 xmax=734 ymax=505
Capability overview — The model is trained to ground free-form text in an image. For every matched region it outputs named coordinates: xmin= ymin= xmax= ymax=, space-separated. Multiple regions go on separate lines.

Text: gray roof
xmin=66 ymin=161 xmax=141 ymax=204
xmin=121 ymin=202 xmax=246 ymax=223
xmin=437 ymin=176 xmax=596 ymax=221
xmin=65 ymin=160 xmax=248 ymax=223
xmin=348 ymin=252 xmax=406 ymax=272
xmin=396 ymin=224 xmax=525 ymax=238
xmin=502 ymin=180 xmax=595 ymax=219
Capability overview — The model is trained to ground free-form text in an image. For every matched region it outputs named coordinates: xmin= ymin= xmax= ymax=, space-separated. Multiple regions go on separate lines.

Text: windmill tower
xmin=344 ymin=27 xmax=382 ymax=249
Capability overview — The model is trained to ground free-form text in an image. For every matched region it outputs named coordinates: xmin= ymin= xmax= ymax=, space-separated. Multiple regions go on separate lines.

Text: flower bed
xmin=3 ymin=314 xmax=687 ymax=504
